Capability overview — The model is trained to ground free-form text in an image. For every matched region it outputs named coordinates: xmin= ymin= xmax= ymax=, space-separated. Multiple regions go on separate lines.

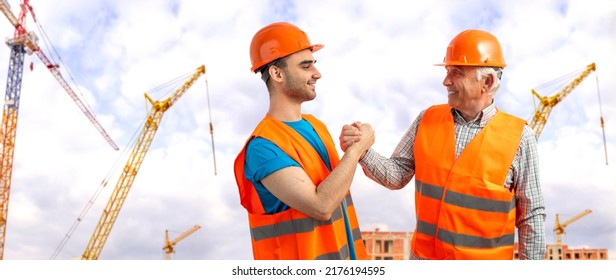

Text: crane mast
xmin=81 ymin=65 xmax=206 ymax=260
xmin=1 ymin=0 xmax=117 ymax=259
xmin=554 ymin=209 xmax=592 ymax=245
xmin=0 ymin=0 xmax=29 ymax=261
xmin=529 ymin=62 xmax=596 ymax=138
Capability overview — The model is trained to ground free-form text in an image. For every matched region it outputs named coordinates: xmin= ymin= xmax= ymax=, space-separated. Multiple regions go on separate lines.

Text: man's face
xmin=280 ymin=49 xmax=322 ymax=102
xmin=443 ymin=65 xmax=490 ymax=113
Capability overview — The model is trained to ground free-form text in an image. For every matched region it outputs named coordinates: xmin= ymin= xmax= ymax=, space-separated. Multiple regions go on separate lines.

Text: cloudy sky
xmin=1 ymin=0 xmax=615 ymax=262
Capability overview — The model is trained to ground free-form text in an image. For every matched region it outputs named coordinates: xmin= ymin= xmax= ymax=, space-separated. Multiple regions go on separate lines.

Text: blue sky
xmin=1 ymin=0 xmax=615 ymax=263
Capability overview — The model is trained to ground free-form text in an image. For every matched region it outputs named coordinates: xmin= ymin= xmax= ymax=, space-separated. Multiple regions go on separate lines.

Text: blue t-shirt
xmin=244 ymin=118 xmax=358 ymax=259
xmin=244 ymin=118 xmax=331 ymax=214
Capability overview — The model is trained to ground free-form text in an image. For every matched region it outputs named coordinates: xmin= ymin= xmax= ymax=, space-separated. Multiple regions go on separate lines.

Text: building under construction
xmin=516 ymin=243 xmax=608 ymax=260
xmin=361 ymin=228 xmax=609 ymax=260
xmin=362 ymin=229 xmax=413 ymax=260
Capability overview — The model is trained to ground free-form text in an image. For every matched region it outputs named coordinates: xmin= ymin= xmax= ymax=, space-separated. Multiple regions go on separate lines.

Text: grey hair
xmin=475 ymin=67 xmax=503 ymax=96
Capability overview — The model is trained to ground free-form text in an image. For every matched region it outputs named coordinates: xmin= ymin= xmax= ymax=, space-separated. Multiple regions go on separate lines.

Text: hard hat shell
xmin=250 ymin=22 xmax=324 ymax=72
xmin=435 ymin=29 xmax=506 ymax=68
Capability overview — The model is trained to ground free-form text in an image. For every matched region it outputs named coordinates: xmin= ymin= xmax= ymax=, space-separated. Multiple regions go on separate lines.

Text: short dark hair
xmin=258 ymin=58 xmax=287 ymax=83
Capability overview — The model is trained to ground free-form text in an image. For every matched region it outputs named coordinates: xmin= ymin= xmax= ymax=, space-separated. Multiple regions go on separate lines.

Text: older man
xmin=340 ymin=29 xmax=546 ymax=260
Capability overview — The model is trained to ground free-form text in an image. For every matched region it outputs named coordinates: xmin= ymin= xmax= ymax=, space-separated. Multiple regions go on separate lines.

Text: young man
xmin=234 ymin=22 xmax=374 ymax=260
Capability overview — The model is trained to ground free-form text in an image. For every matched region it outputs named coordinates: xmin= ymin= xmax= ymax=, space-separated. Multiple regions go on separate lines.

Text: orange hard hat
xmin=436 ymin=29 xmax=506 ymax=68
xmin=249 ymin=22 xmax=324 ymax=72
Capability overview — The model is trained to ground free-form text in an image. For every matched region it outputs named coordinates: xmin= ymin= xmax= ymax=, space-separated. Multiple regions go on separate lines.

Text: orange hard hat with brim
xmin=435 ymin=29 xmax=506 ymax=68
xmin=250 ymin=22 xmax=324 ymax=72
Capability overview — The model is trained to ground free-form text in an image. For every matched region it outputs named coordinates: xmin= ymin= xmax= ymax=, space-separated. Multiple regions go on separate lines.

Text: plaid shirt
xmin=359 ymin=103 xmax=547 ymax=260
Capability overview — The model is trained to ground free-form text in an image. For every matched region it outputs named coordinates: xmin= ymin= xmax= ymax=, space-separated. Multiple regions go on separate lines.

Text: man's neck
xmin=455 ymin=99 xmax=494 ymax=122
xmin=268 ymin=101 xmax=302 ymax=122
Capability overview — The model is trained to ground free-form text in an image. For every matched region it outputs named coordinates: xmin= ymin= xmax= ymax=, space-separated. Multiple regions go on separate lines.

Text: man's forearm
xmin=359 ymin=149 xmax=413 ymax=190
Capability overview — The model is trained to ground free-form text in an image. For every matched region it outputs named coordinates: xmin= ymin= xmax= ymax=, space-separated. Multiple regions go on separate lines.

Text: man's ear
xmin=269 ymin=65 xmax=283 ymax=82
xmin=485 ymin=73 xmax=494 ymax=87
xmin=483 ymin=73 xmax=495 ymax=93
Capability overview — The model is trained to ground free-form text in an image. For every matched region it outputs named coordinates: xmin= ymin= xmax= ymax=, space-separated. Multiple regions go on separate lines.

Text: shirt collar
xmin=451 ymin=102 xmax=497 ymax=127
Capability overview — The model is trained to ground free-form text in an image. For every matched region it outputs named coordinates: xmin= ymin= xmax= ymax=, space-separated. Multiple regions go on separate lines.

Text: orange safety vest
xmin=412 ymin=104 xmax=525 ymax=260
xmin=233 ymin=114 xmax=367 ymax=260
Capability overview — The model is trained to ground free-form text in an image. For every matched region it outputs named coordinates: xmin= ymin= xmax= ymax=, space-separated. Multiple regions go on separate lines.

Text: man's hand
xmin=351 ymin=123 xmax=375 ymax=154
xmin=339 ymin=122 xmax=363 ymax=152
xmin=340 ymin=122 xmax=374 ymax=161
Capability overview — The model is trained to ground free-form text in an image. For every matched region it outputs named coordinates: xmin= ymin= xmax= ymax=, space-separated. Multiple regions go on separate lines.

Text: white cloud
xmin=0 ymin=0 xmax=614 ymax=263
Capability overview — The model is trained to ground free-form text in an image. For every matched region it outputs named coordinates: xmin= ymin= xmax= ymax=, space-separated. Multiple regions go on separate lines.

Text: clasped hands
xmin=339 ymin=121 xmax=374 ymax=156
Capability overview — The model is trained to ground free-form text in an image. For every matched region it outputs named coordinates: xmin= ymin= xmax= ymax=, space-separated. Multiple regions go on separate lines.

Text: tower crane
xmin=529 ymin=62 xmax=596 ymax=138
xmin=528 ymin=62 xmax=608 ymax=165
xmin=554 ymin=209 xmax=592 ymax=246
xmin=0 ymin=0 xmax=118 ymax=259
xmin=163 ymin=224 xmax=201 ymax=260
xmin=81 ymin=65 xmax=206 ymax=260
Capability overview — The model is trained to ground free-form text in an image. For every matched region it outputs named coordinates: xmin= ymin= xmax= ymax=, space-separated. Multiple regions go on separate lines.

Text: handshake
xmin=339 ymin=122 xmax=375 ymax=157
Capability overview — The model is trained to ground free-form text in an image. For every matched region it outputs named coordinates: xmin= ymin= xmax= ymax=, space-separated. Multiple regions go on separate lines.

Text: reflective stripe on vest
xmin=413 ymin=104 xmax=525 ymax=259
xmin=234 ymin=114 xmax=367 ymax=260
xmin=416 ymin=218 xmax=516 ymax=249
xmin=416 ymin=181 xmax=516 ymax=214
xmin=250 ymin=194 xmax=355 ymax=241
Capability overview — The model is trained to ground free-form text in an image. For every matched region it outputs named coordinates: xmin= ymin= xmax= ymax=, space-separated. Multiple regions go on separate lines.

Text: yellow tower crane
xmin=80 ymin=65 xmax=206 ymax=260
xmin=554 ymin=209 xmax=592 ymax=246
xmin=528 ymin=62 xmax=608 ymax=164
xmin=163 ymin=224 xmax=201 ymax=260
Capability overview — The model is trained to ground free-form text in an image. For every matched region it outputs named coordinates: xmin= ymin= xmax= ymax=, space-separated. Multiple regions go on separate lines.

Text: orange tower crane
xmin=0 ymin=0 xmax=118 ymax=259
xmin=81 ymin=65 xmax=206 ymax=260
xmin=554 ymin=209 xmax=592 ymax=245
xmin=163 ymin=224 xmax=201 ymax=260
